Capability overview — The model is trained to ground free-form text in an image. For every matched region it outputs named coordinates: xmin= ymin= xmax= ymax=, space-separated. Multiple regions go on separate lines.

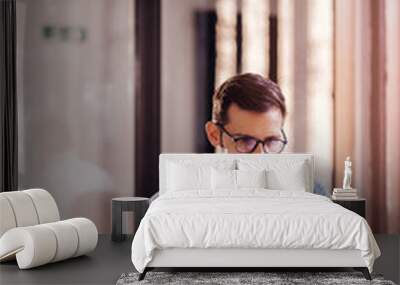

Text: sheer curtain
xmin=278 ymin=0 xmax=334 ymax=195
xmin=384 ymin=0 xmax=400 ymax=233
xmin=269 ymin=0 xmax=399 ymax=233
xmin=212 ymin=0 xmax=399 ymax=232
xmin=335 ymin=0 xmax=400 ymax=233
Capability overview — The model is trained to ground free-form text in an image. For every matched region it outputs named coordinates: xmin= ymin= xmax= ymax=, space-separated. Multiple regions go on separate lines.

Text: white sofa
xmin=0 ymin=189 xmax=98 ymax=269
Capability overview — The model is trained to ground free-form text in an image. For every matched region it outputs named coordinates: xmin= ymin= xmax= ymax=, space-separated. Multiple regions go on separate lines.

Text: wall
xmin=161 ymin=0 xmax=215 ymax=153
xmin=16 ymin=0 xmax=135 ymax=233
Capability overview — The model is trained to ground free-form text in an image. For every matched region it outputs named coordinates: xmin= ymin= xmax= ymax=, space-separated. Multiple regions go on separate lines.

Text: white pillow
xmin=212 ymin=169 xmax=237 ymax=190
xmin=266 ymin=164 xmax=307 ymax=191
xmin=236 ymin=169 xmax=267 ymax=188
xmin=167 ymin=162 xmax=212 ymax=191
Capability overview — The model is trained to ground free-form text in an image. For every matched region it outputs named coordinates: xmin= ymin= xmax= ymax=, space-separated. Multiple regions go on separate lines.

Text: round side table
xmin=111 ymin=197 xmax=149 ymax=242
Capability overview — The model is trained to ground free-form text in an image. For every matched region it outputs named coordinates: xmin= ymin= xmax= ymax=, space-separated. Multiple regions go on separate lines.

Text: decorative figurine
xmin=342 ymin=156 xmax=352 ymax=189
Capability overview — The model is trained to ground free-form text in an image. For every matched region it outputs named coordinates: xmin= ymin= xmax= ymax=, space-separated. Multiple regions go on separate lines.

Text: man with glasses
xmin=150 ymin=73 xmax=325 ymax=202
xmin=205 ymin=73 xmax=288 ymax=154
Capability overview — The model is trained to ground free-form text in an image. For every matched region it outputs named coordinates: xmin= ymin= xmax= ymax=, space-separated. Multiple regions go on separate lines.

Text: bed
xmin=131 ymin=153 xmax=380 ymax=280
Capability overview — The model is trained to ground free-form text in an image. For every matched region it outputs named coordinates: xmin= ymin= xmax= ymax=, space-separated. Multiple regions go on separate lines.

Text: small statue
xmin=342 ymin=156 xmax=352 ymax=189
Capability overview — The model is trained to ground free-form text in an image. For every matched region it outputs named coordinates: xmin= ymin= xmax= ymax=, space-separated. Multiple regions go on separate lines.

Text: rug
xmin=116 ymin=271 xmax=396 ymax=285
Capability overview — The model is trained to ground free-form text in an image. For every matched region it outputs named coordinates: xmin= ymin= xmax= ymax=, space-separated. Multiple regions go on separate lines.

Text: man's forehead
xmin=226 ymin=103 xmax=283 ymax=127
xmin=224 ymin=106 xmax=283 ymax=139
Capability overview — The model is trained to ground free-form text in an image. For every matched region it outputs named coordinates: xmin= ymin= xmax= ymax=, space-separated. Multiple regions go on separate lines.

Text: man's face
xmin=205 ymin=103 xmax=284 ymax=153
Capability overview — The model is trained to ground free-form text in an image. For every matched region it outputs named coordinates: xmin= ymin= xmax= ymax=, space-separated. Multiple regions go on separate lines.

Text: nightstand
xmin=332 ymin=198 xmax=366 ymax=218
xmin=111 ymin=197 xmax=149 ymax=242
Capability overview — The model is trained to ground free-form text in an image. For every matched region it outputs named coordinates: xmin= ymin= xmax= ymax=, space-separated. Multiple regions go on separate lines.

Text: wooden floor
xmin=0 ymin=234 xmax=398 ymax=284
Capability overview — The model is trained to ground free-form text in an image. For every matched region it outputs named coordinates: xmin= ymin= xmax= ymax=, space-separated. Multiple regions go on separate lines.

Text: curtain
xmin=215 ymin=0 xmax=237 ymax=87
xmin=278 ymin=0 xmax=399 ymax=233
xmin=335 ymin=0 xmax=400 ymax=233
xmin=214 ymin=0 xmax=400 ymax=232
xmin=278 ymin=0 xmax=334 ymax=195
xmin=383 ymin=0 xmax=400 ymax=234
xmin=0 ymin=0 xmax=18 ymax=192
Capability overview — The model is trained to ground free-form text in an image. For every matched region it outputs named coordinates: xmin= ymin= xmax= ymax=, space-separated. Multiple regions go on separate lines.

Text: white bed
xmin=131 ymin=153 xmax=380 ymax=280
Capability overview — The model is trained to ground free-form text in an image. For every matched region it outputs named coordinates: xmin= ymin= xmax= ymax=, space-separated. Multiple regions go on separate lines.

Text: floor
xmin=374 ymin=234 xmax=400 ymax=284
xmin=0 ymin=235 xmax=134 ymax=285
xmin=0 ymin=234 xmax=399 ymax=285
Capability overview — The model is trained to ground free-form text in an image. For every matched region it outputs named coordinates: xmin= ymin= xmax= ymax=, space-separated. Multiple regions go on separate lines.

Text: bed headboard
xmin=159 ymin=153 xmax=314 ymax=194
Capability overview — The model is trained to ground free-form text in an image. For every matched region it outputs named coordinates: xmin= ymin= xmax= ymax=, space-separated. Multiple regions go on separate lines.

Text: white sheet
xmin=131 ymin=190 xmax=380 ymax=273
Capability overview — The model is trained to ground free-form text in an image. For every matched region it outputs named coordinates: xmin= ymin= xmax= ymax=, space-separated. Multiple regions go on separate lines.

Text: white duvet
xmin=131 ymin=189 xmax=380 ymax=273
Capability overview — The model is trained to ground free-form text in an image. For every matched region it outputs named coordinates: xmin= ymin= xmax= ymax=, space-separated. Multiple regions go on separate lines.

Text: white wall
xmin=17 ymin=0 xmax=135 ymax=233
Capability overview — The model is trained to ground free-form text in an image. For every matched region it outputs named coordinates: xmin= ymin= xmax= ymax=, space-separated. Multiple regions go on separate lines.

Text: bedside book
xmin=332 ymin=188 xmax=358 ymax=200
xmin=333 ymin=188 xmax=357 ymax=193
xmin=332 ymin=196 xmax=359 ymax=200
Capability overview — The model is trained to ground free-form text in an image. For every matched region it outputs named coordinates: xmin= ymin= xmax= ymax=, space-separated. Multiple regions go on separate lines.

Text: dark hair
xmin=212 ymin=73 xmax=286 ymax=125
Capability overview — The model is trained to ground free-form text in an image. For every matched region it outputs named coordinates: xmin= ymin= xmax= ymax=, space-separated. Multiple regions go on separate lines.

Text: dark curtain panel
xmin=194 ymin=11 xmax=216 ymax=153
xmin=134 ymin=0 xmax=161 ymax=198
xmin=0 ymin=0 xmax=18 ymax=192
xmin=368 ymin=0 xmax=388 ymax=233
xmin=268 ymin=15 xmax=278 ymax=83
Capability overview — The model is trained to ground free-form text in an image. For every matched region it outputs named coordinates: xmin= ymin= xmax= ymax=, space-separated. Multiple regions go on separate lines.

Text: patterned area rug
xmin=116 ymin=271 xmax=396 ymax=285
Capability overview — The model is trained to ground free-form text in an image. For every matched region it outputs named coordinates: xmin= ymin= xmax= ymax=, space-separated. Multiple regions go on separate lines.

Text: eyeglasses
xmin=216 ymin=123 xmax=288 ymax=154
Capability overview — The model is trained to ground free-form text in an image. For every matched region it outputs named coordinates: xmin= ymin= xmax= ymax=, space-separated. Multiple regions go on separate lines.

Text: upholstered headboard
xmin=159 ymin=153 xmax=314 ymax=194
